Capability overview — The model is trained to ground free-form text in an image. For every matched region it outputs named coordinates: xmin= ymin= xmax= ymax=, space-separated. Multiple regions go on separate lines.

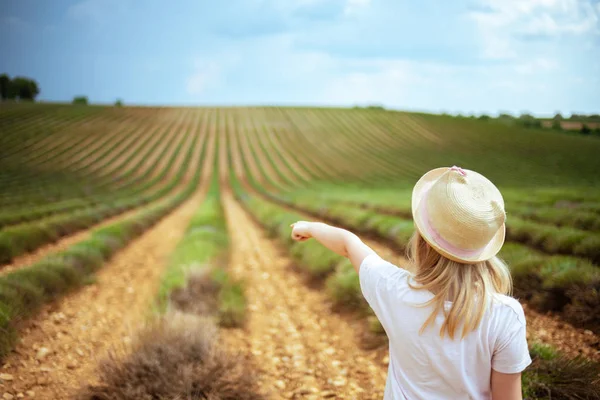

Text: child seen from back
xmin=290 ymin=166 xmax=531 ymax=400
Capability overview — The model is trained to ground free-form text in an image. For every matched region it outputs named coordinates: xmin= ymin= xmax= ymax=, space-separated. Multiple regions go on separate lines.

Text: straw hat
xmin=411 ymin=166 xmax=506 ymax=264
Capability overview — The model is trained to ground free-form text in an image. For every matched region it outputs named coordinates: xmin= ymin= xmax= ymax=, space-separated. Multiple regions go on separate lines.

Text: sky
xmin=0 ymin=0 xmax=599 ymax=115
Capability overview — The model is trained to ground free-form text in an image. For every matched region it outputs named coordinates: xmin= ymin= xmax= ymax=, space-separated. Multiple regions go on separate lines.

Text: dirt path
xmin=0 ymin=180 xmax=214 ymax=399
xmin=0 ymin=191 xmax=206 ymax=399
xmin=221 ymin=190 xmax=387 ymax=399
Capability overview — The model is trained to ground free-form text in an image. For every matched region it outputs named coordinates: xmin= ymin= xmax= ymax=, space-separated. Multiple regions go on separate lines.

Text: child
xmin=290 ymin=166 xmax=531 ymax=400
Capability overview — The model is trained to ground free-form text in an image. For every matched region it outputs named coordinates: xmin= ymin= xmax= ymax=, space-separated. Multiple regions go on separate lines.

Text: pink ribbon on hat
xmin=449 ymin=165 xmax=466 ymax=176
xmin=419 ymin=197 xmax=485 ymax=259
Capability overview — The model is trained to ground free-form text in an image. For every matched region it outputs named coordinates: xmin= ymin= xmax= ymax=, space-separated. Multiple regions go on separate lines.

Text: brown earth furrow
xmin=248 ymin=109 xmax=303 ymax=188
xmin=281 ymin=110 xmax=358 ymax=179
xmin=236 ymin=118 xmax=274 ymax=190
xmin=222 ymin=190 xmax=387 ymax=399
xmin=0 ymin=207 xmax=147 ymax=276
xmin=318 ymin=110 xmax=400 ymax=176
xmin=272 ymin=109 xmax=341 ymax=182
xmin=56 ymin=115 xmax=149 ymax=173
xmin=0 ymin=124 xmax=216 ymax=399
xmin=107 ymin=110 xmax=190 ymax=191
xmin=241 ymin=113 xmax=293 ymax=193
xmin=263 ymin=122 xmax=312 ymax=183
xmin=183 ymin=109 xmax=209 ymax=182
xmin=4 ymin=113 xmax=115 ymax=166
xmin=35 ymin=114 xmax=142 ymax=172
xmin=72 ymin=115 xmax=164 ymax=179
xmin=247 ymin=121 xmax=292 ymax=192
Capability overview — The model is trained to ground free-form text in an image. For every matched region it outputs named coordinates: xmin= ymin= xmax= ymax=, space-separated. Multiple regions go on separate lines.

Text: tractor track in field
xmin=222 ymin=189 xmax=388 ymax=399
xmin=0 ymin=121 xmax=216 ymax=399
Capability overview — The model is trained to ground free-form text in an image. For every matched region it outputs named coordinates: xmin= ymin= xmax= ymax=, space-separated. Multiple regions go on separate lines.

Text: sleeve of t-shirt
xmin=358 ymin=254 xmax=409 ymax=329
xmin=492 ymin=304 xmax=532 ymax=374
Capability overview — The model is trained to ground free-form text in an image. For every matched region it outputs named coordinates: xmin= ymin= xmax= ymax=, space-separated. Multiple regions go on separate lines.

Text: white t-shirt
xmin=359 ymin=254 xmax=532 ymax=400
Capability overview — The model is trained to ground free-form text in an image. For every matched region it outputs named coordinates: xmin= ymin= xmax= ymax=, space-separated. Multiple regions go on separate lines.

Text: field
xmin=1 ymin=103 xmax=600 ymax=399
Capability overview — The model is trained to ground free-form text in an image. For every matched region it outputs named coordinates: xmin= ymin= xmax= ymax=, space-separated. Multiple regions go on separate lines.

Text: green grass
xmin=523 ymin=342 xmax=600 ymax=399
xmin=155 ymin=176 xmax=246 ymax=328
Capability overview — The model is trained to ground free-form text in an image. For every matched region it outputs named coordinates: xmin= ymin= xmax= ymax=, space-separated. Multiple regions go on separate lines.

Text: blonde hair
xmin=407 ymin=230 xmax=512 ymax=340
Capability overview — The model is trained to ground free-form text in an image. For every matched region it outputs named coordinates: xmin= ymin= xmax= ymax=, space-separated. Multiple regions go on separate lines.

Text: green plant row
xmin=156 ymin=174 xmax=245 ymax=328
xmin=4 ymin=109 xmax=190 ymax=203
xmin=231 ymin=175 xmax=363 ymax=306
xmin=272 ymin=193 xmax=600 ymax=333
xmin=0 ymin=112 xmax=183 ymax=221
xmin=286 ymin=188 xmax=600 ymax=263
xmin=76 ymin=176 xmax=256 ymax=399
xmin=0 ymin=126 xmax=201 ymax=264
xmin=0 ymin=112 xmax=165 ymax=206
xmin=1 ymin=110 xmax=119 ymax=168
xmin=0 ymin=179 xmax=198 ymax=360
xmin=287 ymin=184 xmax=600 ymax=231
xmin=0 ymin=106 xmax=110 ymax=157
xmin=0 ymin=137 xmax=209 ymax=360
xmin=0 ymin=112 xmax=182 ymax=217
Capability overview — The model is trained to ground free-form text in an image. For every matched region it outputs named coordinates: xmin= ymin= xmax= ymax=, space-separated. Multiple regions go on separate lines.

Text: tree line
xmin=0 ymin=74 xmax=40 ymax=101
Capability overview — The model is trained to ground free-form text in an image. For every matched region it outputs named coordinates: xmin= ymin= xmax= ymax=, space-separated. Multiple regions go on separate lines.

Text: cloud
xmin=344 ymin=0 xmax=372 ymax=15
xmin=1 ymin=16 xmax=28 ymax=30
xmin=316 ymin=57 xmax=562 ymax=113
xmin=67 ymin=0 xmax=130 ymax=23
xmin=469 ymin=0 xmax=600 ymax=59
xmin=186 ymin=60 xmax=222 ymax=96
xmin=514 ymin=57 xmax=559 ymax=74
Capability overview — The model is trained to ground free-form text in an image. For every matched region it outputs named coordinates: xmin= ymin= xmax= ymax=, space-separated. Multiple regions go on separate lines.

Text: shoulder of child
xmin=360 ymin=253 xmax=409 ymax=280
xmin=491 ymin=293 xmax=527 ymax=326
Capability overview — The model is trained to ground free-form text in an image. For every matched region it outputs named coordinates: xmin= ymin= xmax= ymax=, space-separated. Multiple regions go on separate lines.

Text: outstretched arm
xmin=290 ymin=221 xmax=377 ymax=273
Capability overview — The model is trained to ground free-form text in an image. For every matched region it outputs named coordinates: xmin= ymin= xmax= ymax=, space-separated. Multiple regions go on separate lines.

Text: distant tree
xmin=518 ymin=113 xmax=541 ymax=128
xmin=553 ymin=112 xmax=563 ymax=121
xmin=581 ymin=124 xmax=592 ymax=135
xmin=0 ymin=75 xmax=39 ymax=101
xmin=498 ymin=113 xmax=514 ymax=119
xmin=72 ymin=96 xmax=88 ymax=105
xmin=478 ymin=114 xmax=490 ymax=121
xmin=10 ymin=77 xmax=40 ymax=101
xmin=115 ymin=98 xmax=123 ymax=107
xmin=551 ymin=120 xmax=562 ymax=130
xmin=0 ymin=74 xmax=9 ymax=100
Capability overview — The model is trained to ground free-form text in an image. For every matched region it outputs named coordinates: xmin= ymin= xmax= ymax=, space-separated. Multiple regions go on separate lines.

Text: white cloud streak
xmin=469 ymin=0 xmax=600 ymax=59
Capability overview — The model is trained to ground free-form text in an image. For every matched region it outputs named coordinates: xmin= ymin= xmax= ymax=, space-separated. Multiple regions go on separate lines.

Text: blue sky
xmin=1 ymin=0 xmax=599 ymax=115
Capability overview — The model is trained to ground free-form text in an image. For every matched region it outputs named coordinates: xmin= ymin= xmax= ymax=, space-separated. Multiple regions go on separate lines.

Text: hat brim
xmin=411 ymin=167 xmax=505 ymax=264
